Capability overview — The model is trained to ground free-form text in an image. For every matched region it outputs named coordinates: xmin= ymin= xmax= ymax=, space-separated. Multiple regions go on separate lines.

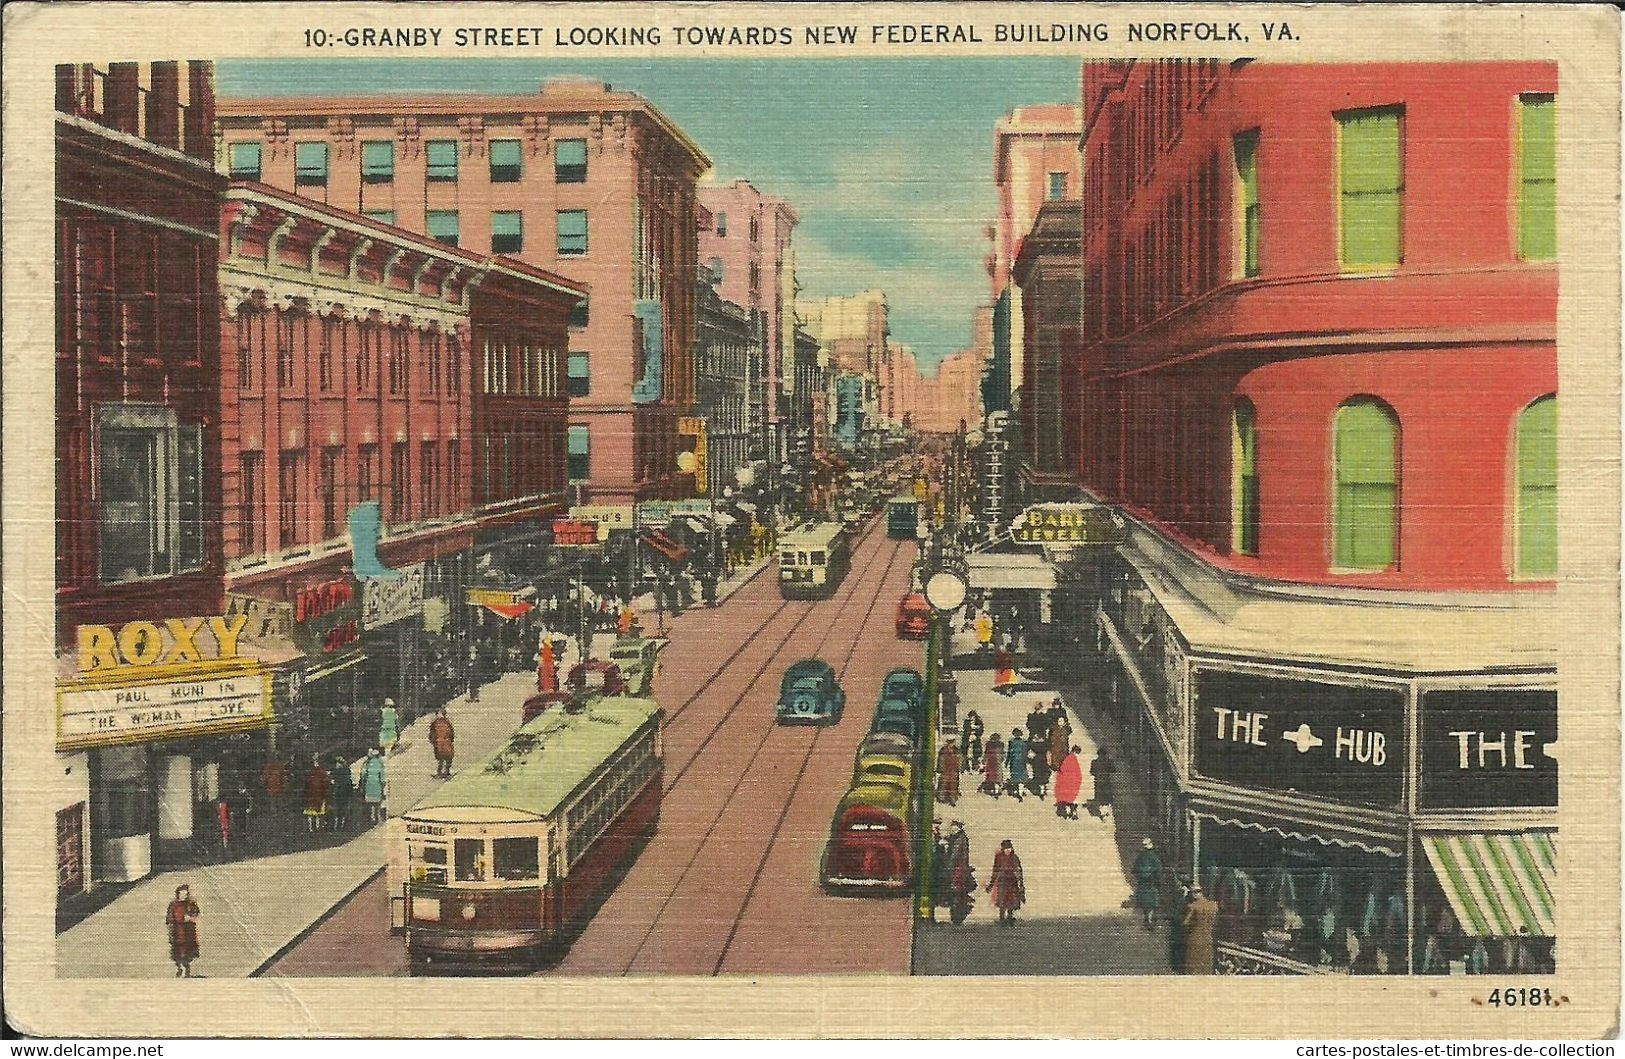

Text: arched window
xmin=1231 ymin=399 xmax=1260 ymax=556
xmin=1514 ymin=395 xmax=1557 ymax=577
xmin=1333 ymin=399 xmax=1400 ymax=571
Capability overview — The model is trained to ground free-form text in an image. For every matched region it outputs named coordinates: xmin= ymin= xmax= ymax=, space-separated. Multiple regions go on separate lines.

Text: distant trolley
xmin=387 ymin=694 xmax=663 ymax=970
xmin=886 ymin=495 xmax=921 ymax=540
xmin=778 ymin=521 xmax=851 ymax=600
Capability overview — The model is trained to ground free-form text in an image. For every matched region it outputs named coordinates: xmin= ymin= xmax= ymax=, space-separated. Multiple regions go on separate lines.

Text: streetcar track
xmin=710 ymin=533 xmax=911 ymax=974
xmin=609 ymin=530 xmax=903 ymax=975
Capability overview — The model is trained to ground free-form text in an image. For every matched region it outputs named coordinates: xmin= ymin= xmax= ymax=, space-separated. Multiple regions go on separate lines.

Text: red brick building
xmin=216 ymin=78 xmax=708 ymax=506
xmin=1067 ymin=61 xmax=1559 ymax=975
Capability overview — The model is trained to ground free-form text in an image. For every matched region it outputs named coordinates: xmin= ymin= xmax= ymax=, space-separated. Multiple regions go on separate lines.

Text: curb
xmin=248 ymin=861 xmax=388 ymax=977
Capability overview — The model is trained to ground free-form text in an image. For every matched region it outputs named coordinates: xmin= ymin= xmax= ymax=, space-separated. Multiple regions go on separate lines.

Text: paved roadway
xmin=264 ymin=516 xmax=923 ymax=976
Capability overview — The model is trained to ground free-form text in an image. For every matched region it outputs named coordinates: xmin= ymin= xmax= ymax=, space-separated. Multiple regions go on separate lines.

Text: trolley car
xmin=886 ymin=496 xmax=921 ymax=540
xmin=778 ymin=522 xmax=851 ymax=600
xmin=388 ymin=694 xmax=663 ymax=970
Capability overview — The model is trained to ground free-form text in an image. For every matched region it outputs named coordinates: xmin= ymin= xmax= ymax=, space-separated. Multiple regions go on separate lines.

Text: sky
xmin=218 ymin=58 xmax=1080 ymax=370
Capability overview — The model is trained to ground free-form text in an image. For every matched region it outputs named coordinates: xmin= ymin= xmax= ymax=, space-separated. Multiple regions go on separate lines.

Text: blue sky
xmin=218 ymin=59 xmax=1079 ymax=370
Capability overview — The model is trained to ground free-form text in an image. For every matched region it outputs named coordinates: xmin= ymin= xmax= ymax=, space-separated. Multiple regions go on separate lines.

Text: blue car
xmin=880 ymin=668 xmax=926 ymax=713
xmin=776 ymin=659 xmax=846 ymax=725
xmin=871 ymin=711 xmax=919 ymax=746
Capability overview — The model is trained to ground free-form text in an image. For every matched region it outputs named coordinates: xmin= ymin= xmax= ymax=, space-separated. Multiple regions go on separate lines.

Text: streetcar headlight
xmin=461 ymin=903 xmax=477 ymax=921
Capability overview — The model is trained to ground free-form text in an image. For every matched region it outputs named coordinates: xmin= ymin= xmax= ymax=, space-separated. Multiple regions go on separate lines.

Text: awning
xmin=640 ymin=530 xmax=688 ymax=564
xmin=482 ymin=600 xmax=534 ymax=621
xmin=968 ymin=552 xmax=1056 ymax=590
xmin=1423 ymin=831 xmax=1556 ymax=937
xmin=711 ymin=512 xmax=737 ymax=527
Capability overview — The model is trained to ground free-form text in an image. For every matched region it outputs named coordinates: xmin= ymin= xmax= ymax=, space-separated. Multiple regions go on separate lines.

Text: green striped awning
xmin=1423 ymin=831 xmax=1556 ymax=938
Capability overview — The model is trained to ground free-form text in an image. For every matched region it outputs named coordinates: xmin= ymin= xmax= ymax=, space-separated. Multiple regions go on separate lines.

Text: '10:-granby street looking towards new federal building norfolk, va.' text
xmin=49 ymin=54 xmax=1555 ymax=980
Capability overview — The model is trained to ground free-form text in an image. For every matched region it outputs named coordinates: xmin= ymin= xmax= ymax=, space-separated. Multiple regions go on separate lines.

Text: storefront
xmin=360 ymin=562 xmax=428 ymax=723
xmin=54 ymin=615 xmax=273 ymax=891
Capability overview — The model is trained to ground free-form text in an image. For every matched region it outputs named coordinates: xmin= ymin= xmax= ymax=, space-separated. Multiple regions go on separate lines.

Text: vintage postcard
xmin=2 ymin=0 xmax=1619 ymax=1040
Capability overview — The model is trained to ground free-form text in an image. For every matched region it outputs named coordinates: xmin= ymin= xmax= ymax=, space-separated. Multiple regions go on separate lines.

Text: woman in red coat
xmin=1053 ymin=746 xmax=1084 ymax=819
xmin=166 ymin=885 xmax=200 ymax=977
xmin=302 ymin=755 xmax=331 ymax=834
xmin=986 ymin=840 xmax=1026 ymax=925
xmin=981 ymin=733 xmax=1004 ymax=797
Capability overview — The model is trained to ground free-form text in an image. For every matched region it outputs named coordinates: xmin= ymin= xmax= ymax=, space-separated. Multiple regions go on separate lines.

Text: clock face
xmin=924 ymin=571 xmax=968 ymax=612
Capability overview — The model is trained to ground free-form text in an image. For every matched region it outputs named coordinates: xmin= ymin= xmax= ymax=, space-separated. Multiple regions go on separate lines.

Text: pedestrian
xmin=928 ymin=823 xmax=948 ymax=922
xmin=1005 ymin=728 xmax=1028 ymax=801
xmin=1181 ymin=884 xmax=1220 ymax=974
xmin=1027 ymin=741 xmax=1051 ymax=798
xmin=467 ymin=645 xmax=482 ymax=702
xmin=959 ymin=710 xmax=983 ymax=773
xmin=1089 ymin=747 xmax=1117 ymax=820
xmin=302 ymin=754 xmax=330 ymax=834
xmin=945 ymin=821 xmax=976 ymax=925
xmin=986 ymin=839 xmax=1026 ymax=926
xmin=360 ymin=747 xmax=387 ymax=825
xmin=1047 ymin=709 xmax=1071 ymax=771
xmin=378 ymin=698 xmax=401 ymax=755
xmin=1131 ymin=837 xmax=1163 ymax=930
xmin=994 ymin=643 xmax=1017 ymax=692
xmin=215 ymin=793 xmax=233 ymax=859
xmin=165 ymin=884 xmax=200 ymax=977
xmin=328 ymin=755 xmax=353 ymax=833
xmin=429 ymin=707 xmax=456 ymax=778
xmin=935 ymin=741 xmax=961 ymax=805
xmin=975 ymin=609 xmax=994 ymax=656
xmin=1025 ymin=704 xmax=1048 ymax=746
xmin=1168 ymin=879 xmax=1194 ymax=971
xmin=1053 ymin=745 xmax=1084 ymax=818
xmin=230 ymin=781 xmax=255 ymax=850
xmin=981 ymin=732 xmax=1004 ymax=797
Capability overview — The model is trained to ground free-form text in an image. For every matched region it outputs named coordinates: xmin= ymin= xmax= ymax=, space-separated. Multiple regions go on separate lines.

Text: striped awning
xmin=1423 ymin=831 xmax=1556 ymax=938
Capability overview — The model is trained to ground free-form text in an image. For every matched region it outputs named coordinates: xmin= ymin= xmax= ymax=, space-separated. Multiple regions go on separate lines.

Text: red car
xmin=895 ymin=593 xmax=931 ymax=638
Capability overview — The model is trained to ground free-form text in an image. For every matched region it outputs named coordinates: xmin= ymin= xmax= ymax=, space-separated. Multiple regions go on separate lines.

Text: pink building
xmin=697 ymin=181 xmax=799 ymax=452
xmin=217 ymin=78 xmax=710 ymax=505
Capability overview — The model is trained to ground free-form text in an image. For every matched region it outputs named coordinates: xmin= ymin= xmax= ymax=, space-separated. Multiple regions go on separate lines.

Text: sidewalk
xmin=56 ymin=670 xmax=547 ymax=979
xmin=911 ymin=623 xmax=1173 ymax=976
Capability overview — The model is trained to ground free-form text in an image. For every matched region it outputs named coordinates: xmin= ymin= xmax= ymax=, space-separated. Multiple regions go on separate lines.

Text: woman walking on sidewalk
xmin=959 ymin=710 xmax=983 ymax=773
xmin=986 ymin=840 xmax=1026 ymax=926
xmin=980 ymin=733 xmax=1004 ymax=797
xmin=165 ymin=885 xmax=200 ymax=977
xmin=302 ymin=754 xmax=330 ymax=834
xmin=430 ymin=707 xmax=456 ymax=778
xmin=361 ymin=747 xmax=388 ymax=825
xmin=378 ymin=699 xmax=401 ymax=755
xmin=1053 ymin=746 xmax=1084 ymax=819
xmin=935 ymin=741 xmax=961 ymax=805
xmin=1005 ymin=729 xmax=1028 ymax=801
xmin=328 ymin=756 xmax=353 ymax=832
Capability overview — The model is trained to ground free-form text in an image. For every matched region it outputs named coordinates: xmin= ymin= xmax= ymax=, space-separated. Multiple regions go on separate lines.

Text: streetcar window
xmin=493 ymin=837 xmax=540 ymax=881
xmin=810 ymin=551 xmax=825 ymax=565
xmin=454 ymin=838 xmax=486 ymax=882
xmin=419 ymin=844 xmax=448 ymax=865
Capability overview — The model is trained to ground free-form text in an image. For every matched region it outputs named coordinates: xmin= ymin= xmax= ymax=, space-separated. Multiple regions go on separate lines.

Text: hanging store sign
xmin=57 ymin=662 xmax=272 ymax=750
xmin=75 ymin=616 xmax=248 ymax=675
xmin=1013 ymin=504 xmax=1125 ymax=546
xmin=635 ymin=500 xmax=714 ymax=528
xmin=286 ymin=578 xmax=362 ymax=655
xmin=1192 ymin=668 xmax=1406 ymax=808
xmin=552 ymin=519 xmax=600 ymax=547
xmin=570 ymin=505 xmax=634 ymax=541
xmin=1419 ymin=689 xmax=1558 ymax=810
xmin=362 ymin=563 xmax=425 ymax=631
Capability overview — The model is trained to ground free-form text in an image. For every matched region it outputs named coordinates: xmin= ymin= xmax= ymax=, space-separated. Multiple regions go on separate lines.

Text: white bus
xmin=778 ymin=522 xmax=851 ymax=600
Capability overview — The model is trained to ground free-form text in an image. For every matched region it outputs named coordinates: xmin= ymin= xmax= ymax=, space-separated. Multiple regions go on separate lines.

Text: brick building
xmin=1066 ymin=60 xmax=1558 ymax=975
xmin=216 ymin=77 xmax=708 ymax=506
xmin=1012 ymin=198 xmax=1081 ymax=493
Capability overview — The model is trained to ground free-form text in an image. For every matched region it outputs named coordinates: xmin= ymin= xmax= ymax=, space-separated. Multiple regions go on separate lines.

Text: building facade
xmin=216 ymin=77 xmax=709 ymax=506
xmin=1012 ymin=198 xmax=1082 ymax=492
xmin=1068 ymin=59 xmax=1558 ymax=976
xmin=694 ymin=275 xmax=755 ymax=498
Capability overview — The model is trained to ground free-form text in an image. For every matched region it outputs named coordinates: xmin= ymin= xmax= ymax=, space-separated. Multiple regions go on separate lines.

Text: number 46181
xmin=1487 ymin=987 xmax=1555 ymax=1007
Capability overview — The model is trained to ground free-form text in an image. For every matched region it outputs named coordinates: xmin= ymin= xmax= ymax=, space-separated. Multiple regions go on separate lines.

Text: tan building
xmin=216 ymin=77 xmax=711 ymax=505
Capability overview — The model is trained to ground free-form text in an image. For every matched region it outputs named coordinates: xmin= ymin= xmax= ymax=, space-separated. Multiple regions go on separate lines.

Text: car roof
xmin=884 ymin=668 xmax=923 ymax=683
xmin=785 ymin=659 xmax=833 ymax=678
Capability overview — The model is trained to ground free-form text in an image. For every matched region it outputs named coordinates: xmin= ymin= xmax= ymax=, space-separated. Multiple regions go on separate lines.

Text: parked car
xmin=607 ymin=635 xmax=668 ymax=696
xmin=880 ymin=668 xmax=925 ymax=713
xmin=871 ymin=712 xmax=919 ymax=746
xmin=776 ymin=659 xmax=846 ymax=725
xmin=895 ymin=593 xmax=932 ymax=638
xmin=853 ymin=752 xmax=914 ymax=795
xmin=854 ymin=731 xmax=915 ymax=772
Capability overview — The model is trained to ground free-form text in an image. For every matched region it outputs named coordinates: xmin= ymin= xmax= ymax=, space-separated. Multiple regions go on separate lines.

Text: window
xmin=294 ymin=142 xmax=328 ymax=187
xmin=424 ymin=331 xmax=441 ymax=395
xmin=1337 ymin=107 xmax=1404 ymax=270
xmin=361 ymin=140 xmax=394 ymax=184
xmin=239 ymin=451 xmax=262 ymax=556
xmin=1048 ymin=171 xmax=1068 ymax=201
xmin=420 ymin=441 xmax=438 ymax=520
xmin=1231 ymin=399 xmax=1260 ymax=556
xmin=320 ymin=447 xmax=341 ymax=540
xmin=387 ymin=327 xmax=408 ymax=395
xmin=1233 ymin=130 xmax=1260 ymax=277
xmin=748 ymin=262 xmax=760 ymax=293
xmin=567 ymin=352 xmax=590 ymax=397
xmin=708 ymin=256 xmax=723 ymax=284
xmin=447 ymin=335 xmax=461 ymax=397
xmin=716 ymin=211 xmax=728 ymax=237
xmin=447 ymin=439 xmax=461 ymax=512
xmin=355 ymin=323 xmax=375 ymax=389
xmin=363 ymin=209 xmax=396 ymax=225
xmin=1333 ymin=398 xmax=1400 ymax=571
xmin=1514 ymin=395 xmax=1556 ymax=577
xmin=97 ymin=406 xmax=204 ymax=582
xmin=278 ymin=450 xmax=302 ymax=549
xmin=228 ymin=142 xmax=261 ymax=180
xmin=556 ymin=210 xmax=588 ymax=255
xmin=357 ymin=443 xmax=378 ymax=502
xmin=1517 ymin=94 xmax=1556 ymax=262
xmin=491 ymin=211 xmax=523 ymax=254
xmin=554 ymin=138 xmax=587 ymax=183
xmin=748 ymin=215 xmax=760 ymax=242
xmin=568 ymin=298 xmax=589 ymax=329
xmin=493 ymin=837 xmax=539 ymax=881
xmin=390 ymin=442 xmax=409 ymax=523
xmin=567 ymin=425 xmax=590 ymax=481
xmin=427 ymin=210 xmax=459 ymax=248
xmin=318 ymin=318 xmax=337 ymax=392
xmin=490 ymin=138 xmax=522 ymax=183
xmin=275 ymin=311 xmax=296 ymax=389
xmin=454 ymin=838 xmax=485 ymax=882
xmin=426 ymin=139 xmax=459 ymax=182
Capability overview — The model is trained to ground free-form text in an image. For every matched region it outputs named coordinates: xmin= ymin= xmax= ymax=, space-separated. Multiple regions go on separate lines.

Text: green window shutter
xmin=1234 ymin=132 xmax=1260 ymax=277
xmin=1232 ymin=400 xmax=1260 ymax=556
xmin=1516 ymin=396 xmax=1557 ymax=577
xmin=1334 ymin=400 xmax=1399 ymax=570
xmin=1338 ymin=109 xmax=1404 ymax=268
xmin=1519 ymin=96 xmax=1556 ymax=262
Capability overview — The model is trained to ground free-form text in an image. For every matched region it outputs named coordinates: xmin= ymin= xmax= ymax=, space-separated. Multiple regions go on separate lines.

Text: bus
xmin=886 ymin=495 xmax=921 ymax=540
xmin=388 ymin=694 xmax=663 ymax=970
xmin=778 ymin=521 xmax=851 ymax=600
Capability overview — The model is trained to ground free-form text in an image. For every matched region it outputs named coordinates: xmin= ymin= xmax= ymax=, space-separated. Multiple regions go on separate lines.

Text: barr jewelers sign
xmin=57 ymin=661 xmax=272 ymax=750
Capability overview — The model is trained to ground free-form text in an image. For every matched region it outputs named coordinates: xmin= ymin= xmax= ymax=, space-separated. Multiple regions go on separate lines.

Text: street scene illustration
xmin=51 ymin=55 xmax=1557 ymax=979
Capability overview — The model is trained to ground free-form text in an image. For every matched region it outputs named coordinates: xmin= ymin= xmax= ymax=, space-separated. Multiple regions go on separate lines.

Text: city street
xmin=264 ymin=516 xmax=925 ymax=976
